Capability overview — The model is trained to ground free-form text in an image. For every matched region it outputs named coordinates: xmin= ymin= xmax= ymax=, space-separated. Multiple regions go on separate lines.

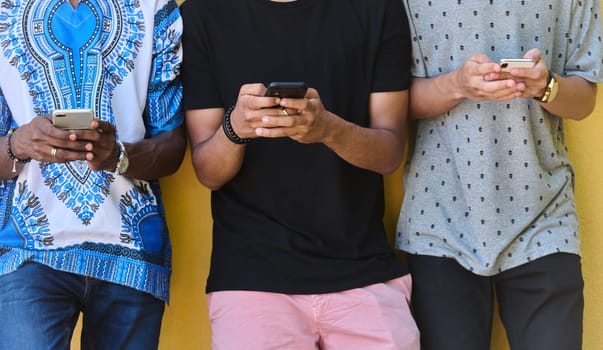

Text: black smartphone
xmin=264 ymin=82 xmax=308 ymax=98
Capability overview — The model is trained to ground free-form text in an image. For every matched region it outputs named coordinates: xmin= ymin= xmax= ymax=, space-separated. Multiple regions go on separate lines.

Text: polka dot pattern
xmin=396 ymin=1 xmax=603 ymax=275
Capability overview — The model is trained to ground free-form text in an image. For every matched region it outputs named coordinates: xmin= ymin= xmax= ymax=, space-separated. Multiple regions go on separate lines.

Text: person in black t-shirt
xmin=181 ymin=0 xmax=419 ymax=348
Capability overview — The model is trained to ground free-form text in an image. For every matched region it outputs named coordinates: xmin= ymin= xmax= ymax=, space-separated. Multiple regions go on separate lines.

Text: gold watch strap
xmin=539 ymin=71 xmax=559 ymax=103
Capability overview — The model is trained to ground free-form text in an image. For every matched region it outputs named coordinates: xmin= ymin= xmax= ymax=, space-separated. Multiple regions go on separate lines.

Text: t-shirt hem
xmin=205 ymin=270 xmax=409 ymax=295
xmin=397 ymin=244 xmax=580 ymax=276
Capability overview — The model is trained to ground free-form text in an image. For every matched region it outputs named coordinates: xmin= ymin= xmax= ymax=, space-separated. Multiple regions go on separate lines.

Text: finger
xmin=239 ymin=83 xmax=266 ymax=97
xmin=469 ymin=53 xmax=495 ymax=64
xmin=94 ymin=120 xmax=117 ymax=134
xmin=247 ymin=95 xmax=282 ymax=110
xmin=48 ymin=147 xmax=88 ymax=163
xmin=280 ymin=106 xmax=302 ymax=117
xmin=261 ymin=115 xmax=297 ymax=128
xmin=258 ymin=107 xmax=285 ymax=117
xmin=476 ymin=61 xmax=502 ymax=76
xmin=279 ymin=97 xmax=308 ymax=111
xmin=50 ymin=146 xmax=58 ymax=161
xmin=43 ymin=118 xmax=74 ymax=138
xmin=524 ymin=48 xmax=542 ymax=62
xmin=482 ymin=78 xmax=517 ymax=89
xmin=494 ymin=90 xmax=524 ymax=101
xmin=68 ymin=129 xmax=104 ymax=143
xmin=50 ymin=139 xmax=92 ymax=153
xmin=482 ymin=72 xmax=501 ymax=81
xmin=305 ymin=88 xmax=319 ymax=99
xmin=255 ymin=127 xmax=295 ymax=138
xmin=278 ymin=88 xmax=315 ymax=111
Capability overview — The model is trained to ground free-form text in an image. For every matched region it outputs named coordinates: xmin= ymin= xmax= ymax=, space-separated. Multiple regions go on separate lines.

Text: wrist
xmin=110 ymin=141 xmax=129 ymax=175
xmin=321 ymin=111 xmax=340 ymax=145
xmin=6 ymin=127 xmax=31 ymax=173
xmin=536 ymin=71 xmax=559 ymax=103
xmin=450 ymin=70 xmax=468 ymax=101
xmin=222 ymin=105 xmax=251 ymax=144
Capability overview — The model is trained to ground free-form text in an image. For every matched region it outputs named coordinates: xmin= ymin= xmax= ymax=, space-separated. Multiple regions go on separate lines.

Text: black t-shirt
xmin=181 ymin=0 xmax=412 ymax=294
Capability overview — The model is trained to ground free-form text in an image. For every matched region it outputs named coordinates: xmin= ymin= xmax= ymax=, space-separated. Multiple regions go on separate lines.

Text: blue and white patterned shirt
xmin=0 ymin=0 xmax=183 ymax=301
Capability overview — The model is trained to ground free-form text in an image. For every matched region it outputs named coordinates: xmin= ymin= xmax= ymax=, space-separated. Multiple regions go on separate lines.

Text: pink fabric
xmin=207 ymin=275 xmax=420 ymax=349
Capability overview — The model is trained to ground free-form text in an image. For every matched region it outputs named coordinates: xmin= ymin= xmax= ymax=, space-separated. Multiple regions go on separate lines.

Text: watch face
xmin=548 ymin=78 xmax=559 ymax=103
xmin=116 ymin=141 xmax=129 ymax=174
xmin=120 ymin=156 xmax=129 ymax=174
xmin=540 ymin=74 xmax=558 ymax=103
xmin=117 ymin=153 xmax=129 ymax=174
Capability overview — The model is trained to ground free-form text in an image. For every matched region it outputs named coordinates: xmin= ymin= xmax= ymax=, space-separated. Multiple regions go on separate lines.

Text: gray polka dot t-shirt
xmin=396 ymin=1 xmax=603 ymax=275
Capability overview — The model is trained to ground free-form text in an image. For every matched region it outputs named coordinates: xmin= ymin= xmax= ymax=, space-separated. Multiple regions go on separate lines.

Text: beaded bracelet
xmin=222 ymin=105 xmax=251 ymax=144
xmin=6 ymin=128 xmax=31 ymax=173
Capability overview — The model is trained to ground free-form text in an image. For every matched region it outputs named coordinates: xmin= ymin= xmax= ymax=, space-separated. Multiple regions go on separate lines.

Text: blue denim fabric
xmin=0 ymin=262 xmax=165 ymax=350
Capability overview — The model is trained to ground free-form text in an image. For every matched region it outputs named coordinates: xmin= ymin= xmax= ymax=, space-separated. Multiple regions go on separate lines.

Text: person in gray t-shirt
xmin=397 ymin=1 xmax=603 ymax=349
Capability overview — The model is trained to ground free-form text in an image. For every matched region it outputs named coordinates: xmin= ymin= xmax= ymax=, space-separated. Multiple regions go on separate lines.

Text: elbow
xmin=203 ymin=183 xmax=223 ymax=192
xmin=562 ymin=80 xmax=598 ymax=120
xmin=192 ymin=164 xmax=230 ymax=191
xmin=378 ymin=152 xmax=405 ymax=176
xmin=195 ymin=172 xmax=225 ymax=191
xmin=166 ymin=146 xmax=187 ymax=176
xmin=191 ymin=160 xmax=227 ymax=190
xmin=379 ymin=161 xmax=403 ymax=176
xmin=573 ymin=99 xmax=596 ymax=121
xmin=562 ymin=99 xmax=596 ymax=121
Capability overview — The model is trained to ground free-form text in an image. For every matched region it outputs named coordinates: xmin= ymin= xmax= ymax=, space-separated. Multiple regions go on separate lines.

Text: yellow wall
xmin=155 ymin=101 xmax=603 ymax=350
xmin=71 ymin=2 xmax=603 ymax=348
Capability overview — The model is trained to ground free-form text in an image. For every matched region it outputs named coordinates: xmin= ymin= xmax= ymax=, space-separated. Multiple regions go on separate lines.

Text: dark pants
xmin=0 ymin=262 xmax=165 ymax=350
xmin=408 ymin=253 xmax=583 ymax=350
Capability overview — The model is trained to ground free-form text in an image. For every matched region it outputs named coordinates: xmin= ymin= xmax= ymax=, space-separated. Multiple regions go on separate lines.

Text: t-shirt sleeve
xmin=180 ymin=2 xmax=223 ymax=110
xmin=564 ymin=0 xmax=603 ymax=83
xmin=371 ymin=0 xmax=413 ymax=92
xmin=144 ymin=0 xmax=184 ymax=137
xmin=403 ymin=1 xmax=427 ymax=78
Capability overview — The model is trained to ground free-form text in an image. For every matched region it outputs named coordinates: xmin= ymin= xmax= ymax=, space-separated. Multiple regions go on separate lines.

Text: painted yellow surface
xmin=69 ymin=2 xmax=603 ymax=349
xmin=69 ymin=92 xmax=603 ymax=350
xmin=153 ymin=98 xmax=603 ymax=350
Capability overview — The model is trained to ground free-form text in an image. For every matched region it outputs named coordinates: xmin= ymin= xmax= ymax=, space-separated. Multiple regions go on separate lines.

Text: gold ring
xmin=281 ymin=107 xmax=289 ymax=116
xmin=51 ymin=147 xmax=57 ymax=159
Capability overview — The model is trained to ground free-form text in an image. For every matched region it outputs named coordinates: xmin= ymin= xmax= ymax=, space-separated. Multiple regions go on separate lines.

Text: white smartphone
xmin=52 ymin=109 xmax=94 ymax=129
xmin=499 ymin=58 xmax=535 ymax=72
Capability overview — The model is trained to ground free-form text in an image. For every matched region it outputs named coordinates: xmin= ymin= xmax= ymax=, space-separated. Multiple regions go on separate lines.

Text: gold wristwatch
xmin=539 ymin=71 xmax=559 ymax=103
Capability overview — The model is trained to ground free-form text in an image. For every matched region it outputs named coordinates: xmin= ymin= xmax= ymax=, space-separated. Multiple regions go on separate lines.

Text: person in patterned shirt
xmin=396 ymin=1 xmax=603 ymax=350
xmin=0 ymin=0 xmax=185 ymax=348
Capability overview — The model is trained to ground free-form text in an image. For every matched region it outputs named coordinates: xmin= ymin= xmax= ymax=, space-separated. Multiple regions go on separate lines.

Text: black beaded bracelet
xmin=222 ymin=105 xmax=251 ymax=144
xmin=6 ymin=128 xmax=31 ymax=173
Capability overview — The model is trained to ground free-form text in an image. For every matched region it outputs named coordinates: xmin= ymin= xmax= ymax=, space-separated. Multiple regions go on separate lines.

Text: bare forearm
xmin=540 ymin=74 xmax=597 ymax=120
xmin=324 ymin=114 xmax=405 ymax=175
xmin=124 ymin=125 xmax=186 ymax=180
xmin=409 ymin=74 xmax=466 ymax=119
xmin=190 ymin=127 xmax=246 ymax=190
xmin=0 ymin=136 xmax=24 ymax=179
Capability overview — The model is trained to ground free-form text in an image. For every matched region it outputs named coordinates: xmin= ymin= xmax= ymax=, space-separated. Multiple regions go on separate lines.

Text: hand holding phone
xmin=499 ymin=58 xmax=535 ymax=72
xmin=52 ymin=109 xmax=94 ymax=130
xmin=264 ymin=82 xmax=308 ymax=99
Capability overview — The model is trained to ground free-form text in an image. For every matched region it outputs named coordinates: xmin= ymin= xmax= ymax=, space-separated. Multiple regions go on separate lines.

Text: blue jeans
xmin=0 ymin=262 xmax=165 ymax=350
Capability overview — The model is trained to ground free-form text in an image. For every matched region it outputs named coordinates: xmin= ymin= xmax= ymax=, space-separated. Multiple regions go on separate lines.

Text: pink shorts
xmin=207 ymin=275 xmax=420 ymax=350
